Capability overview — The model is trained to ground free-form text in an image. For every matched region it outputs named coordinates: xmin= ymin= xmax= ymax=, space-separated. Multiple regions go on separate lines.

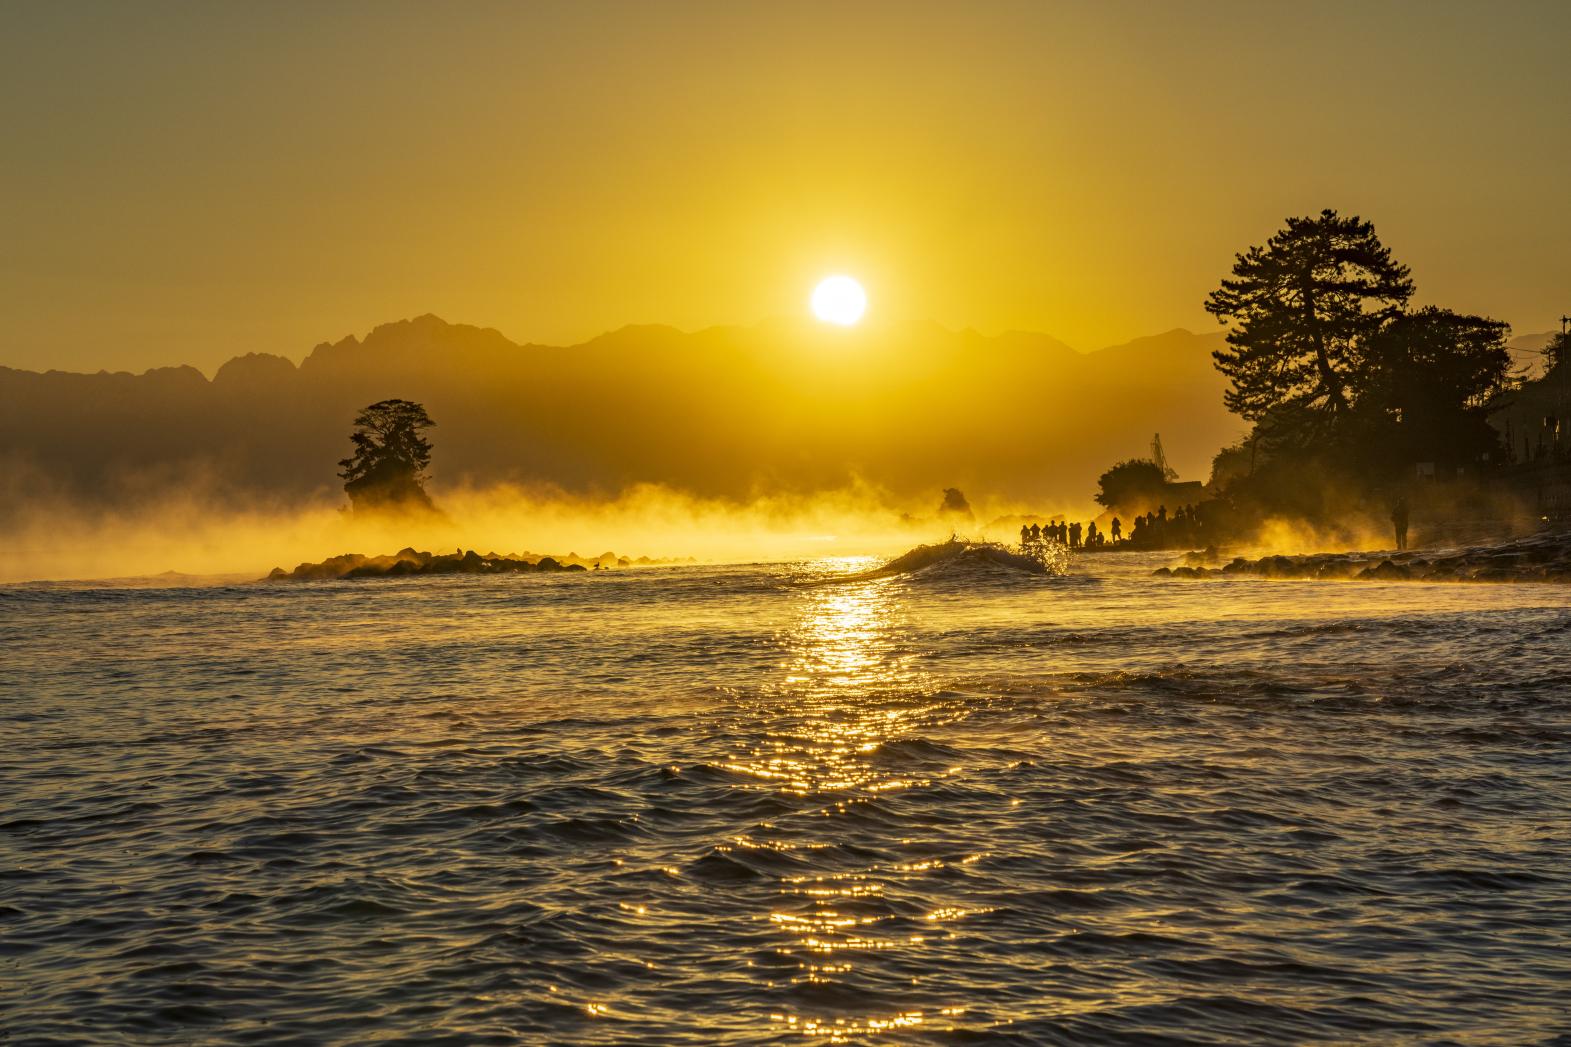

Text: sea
xmin=3 ymin=551 xmax=1569 ymax=1045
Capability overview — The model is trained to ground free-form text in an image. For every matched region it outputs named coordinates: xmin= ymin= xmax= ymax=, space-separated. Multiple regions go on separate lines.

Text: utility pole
xmin=1560 ymin=314 xmax=1569 ymax=334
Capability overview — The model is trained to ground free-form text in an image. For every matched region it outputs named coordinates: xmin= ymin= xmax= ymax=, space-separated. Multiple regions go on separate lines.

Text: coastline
xmin=1153 ymin=529 xmax=1571 ymax=584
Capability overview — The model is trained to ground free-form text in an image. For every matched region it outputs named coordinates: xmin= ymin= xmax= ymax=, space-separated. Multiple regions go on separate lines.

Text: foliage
xmin=1300 ymin=307 xmax=1509 ymax=477
xmin=337 ymin=399 xmax=437 ymax=511
xmin=1544 ymin=331 xmax=1571 ymax=373
xmin=1094 ymin=459 xmax=1170 ymax=511
xmin=1208 ymin=441 xmax=1257 ymax=490
xmin=1363 ymin=307 xmax=1512 ymax=413
xmin=1175 ymin=208 xmax=1536 ymax=543
xmin=1204 ymin=210 xmax=1413 ymax=436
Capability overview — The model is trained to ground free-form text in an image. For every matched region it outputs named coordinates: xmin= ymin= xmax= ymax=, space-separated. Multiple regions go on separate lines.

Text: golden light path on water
xmin=516 ymin=557 xmax=1570 ymax=1040
xmin=6 ymin=555 xmax=1571 ymax=1042
xmin=723 ymin=560 xmax=983 ymax=1039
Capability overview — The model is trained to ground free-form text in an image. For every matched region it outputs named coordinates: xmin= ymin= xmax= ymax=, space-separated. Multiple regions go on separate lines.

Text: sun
xmin=810 ymin=275 xmax=867 ymax=326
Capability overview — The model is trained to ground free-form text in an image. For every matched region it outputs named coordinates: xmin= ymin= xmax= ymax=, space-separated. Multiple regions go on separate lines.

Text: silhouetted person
xmin=1391 ymin=497 xmax=1410 ymax=551
xmin=1069 ymin=521 xmax=1082 ymax=548
xmin=1087 ymin=521 xmax=1100 ymax=546
xmin=1111 ymin=516 xmax=1122 ymax=542
xmin=1021 ymin=523 xmax=1032 ymax=549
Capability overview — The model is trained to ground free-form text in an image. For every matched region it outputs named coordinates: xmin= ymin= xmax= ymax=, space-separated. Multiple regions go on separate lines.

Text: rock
xmin=1258 ymin=555 xmax=1297 ymax=578
xmin=1358 ymin=559 xmax=1411 ymax=581
xmin=261 ymin=545 xmax=642 ymax=581
xmin=1154 ymin=529 xmax=1571 ymax=586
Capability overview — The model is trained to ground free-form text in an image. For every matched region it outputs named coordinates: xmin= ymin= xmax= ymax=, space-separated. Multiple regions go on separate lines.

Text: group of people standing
xmin=1125 ymin=504 xmax=1207 ymax=549
xmin=1020 ymin=503 xmax=1209 ymax=555
xmin=1020 ymin=518 xmax=1120 ymax=552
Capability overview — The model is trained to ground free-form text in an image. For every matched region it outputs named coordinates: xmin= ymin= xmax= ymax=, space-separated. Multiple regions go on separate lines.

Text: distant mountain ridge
xmin=0 ymin=316 xmax=1240 ymax=514
xmin=1508 ymin=331 xmax=1558 ymax=379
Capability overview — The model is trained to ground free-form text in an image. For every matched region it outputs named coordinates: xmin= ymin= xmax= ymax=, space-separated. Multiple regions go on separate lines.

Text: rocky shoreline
xmin=1154 ymin=530 xmax=1571 ymax=584
xmin=266 ymin=547 xmax=674 ymax=581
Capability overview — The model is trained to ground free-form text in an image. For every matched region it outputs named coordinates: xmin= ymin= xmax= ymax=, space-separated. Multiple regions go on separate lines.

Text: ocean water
xmin=3 ymin=553 xmax=1570 ymax=1045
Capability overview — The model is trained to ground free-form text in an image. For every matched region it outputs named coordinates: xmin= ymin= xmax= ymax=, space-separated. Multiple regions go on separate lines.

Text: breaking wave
xmin=806 ymin=538 xmax=1069 ymax=586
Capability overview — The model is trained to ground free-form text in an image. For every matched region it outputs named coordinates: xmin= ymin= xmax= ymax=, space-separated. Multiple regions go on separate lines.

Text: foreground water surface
xmin=3 ymin=554 xmax=1570 ymax=1044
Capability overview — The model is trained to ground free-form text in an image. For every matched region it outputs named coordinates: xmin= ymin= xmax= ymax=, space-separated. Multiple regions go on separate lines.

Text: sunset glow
xmin=5 ymin=5 xmax=1570 ymax=1046
xmin=810 ymin=275 xmax=867 ymax=326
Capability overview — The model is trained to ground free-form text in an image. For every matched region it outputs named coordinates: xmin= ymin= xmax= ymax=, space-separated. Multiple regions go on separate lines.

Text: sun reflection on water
xmin=723 ymin=567 xmax=975 ymax=1037
xmin=726 ymin=570 xmax=944 ymax=795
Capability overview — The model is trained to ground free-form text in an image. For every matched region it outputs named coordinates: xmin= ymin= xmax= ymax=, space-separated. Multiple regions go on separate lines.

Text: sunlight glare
xmin=810 ymin=276 xmax=867 ymax=326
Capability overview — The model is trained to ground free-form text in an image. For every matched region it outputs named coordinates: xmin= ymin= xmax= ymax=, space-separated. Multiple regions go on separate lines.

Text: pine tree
xmin=337 ymin=399 xmax=437 ymax=511
xmin=1204 ymin=210 xmax=1413 ymax=440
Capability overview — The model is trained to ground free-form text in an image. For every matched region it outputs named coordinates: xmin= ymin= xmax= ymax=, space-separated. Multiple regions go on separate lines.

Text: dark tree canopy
xmin=1544 ymin=331 xmax=1570 ymax=374
xmin=338 ymin=399 xmax=437 ymax=512
xmin=1359 ymin=307 xmax=1512 ymax=467
xmin=1095 ymin=459 xmax=1170 ymax=511
xmin=1363 ymin=308 xmax=1513 ymax=416
xmin=1208 ymin=442 xmax=1256 ymax=490
xmin=1205 ymin=210 xmax=1413 ymax=433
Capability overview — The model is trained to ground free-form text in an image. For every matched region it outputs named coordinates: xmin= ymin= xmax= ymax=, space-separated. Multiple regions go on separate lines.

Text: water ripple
xmin=2 ymin=559 xmax=1569 ymax=1042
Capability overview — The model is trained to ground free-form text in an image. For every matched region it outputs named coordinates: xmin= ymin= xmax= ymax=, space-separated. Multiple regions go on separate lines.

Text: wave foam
xmin=808 ymin=539 xmax=1068 ymax=585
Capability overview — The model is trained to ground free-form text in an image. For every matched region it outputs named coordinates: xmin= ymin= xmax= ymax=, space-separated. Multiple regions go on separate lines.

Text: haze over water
xmin=5 ymin=555 xmax=1569 ymax=1043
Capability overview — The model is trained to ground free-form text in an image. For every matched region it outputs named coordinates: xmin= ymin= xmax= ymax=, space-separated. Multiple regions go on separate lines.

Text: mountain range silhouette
xmin=2 ymin=314 xmax=1249 ymax=512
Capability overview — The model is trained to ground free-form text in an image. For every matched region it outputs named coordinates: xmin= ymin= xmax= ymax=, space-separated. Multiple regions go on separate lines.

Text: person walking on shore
xmin=1111 ymin=517 xmax=1122 ymax=543
xmin=1391 ymin=497 xmax=1410 ymax=552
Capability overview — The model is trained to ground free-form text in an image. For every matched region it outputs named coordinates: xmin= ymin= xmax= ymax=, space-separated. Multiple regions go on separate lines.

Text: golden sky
xmin=2 ymin=0 xmax=1568 ymax=374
